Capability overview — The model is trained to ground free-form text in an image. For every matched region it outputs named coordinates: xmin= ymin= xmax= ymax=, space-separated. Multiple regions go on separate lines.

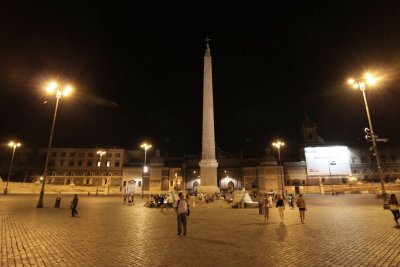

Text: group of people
xmin=260 ymin=193 xmax=307 ymax=224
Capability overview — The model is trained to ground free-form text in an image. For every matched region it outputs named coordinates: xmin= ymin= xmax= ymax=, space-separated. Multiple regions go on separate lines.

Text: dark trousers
xmin=177 ymin=213 xmax=187 ymax=235
xmin=391 ymin=210 xmax=400 ymax=224
xmin=71 ymin=207 xmax=78 ymax=217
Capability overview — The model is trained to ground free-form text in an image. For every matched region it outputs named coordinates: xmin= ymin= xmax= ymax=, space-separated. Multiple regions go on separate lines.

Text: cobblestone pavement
xmin=1 ymin=194 xmax=399 ymax=267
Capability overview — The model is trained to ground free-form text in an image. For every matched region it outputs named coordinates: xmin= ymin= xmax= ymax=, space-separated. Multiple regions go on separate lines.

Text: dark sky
xmin=1 ymin=1 xmax=400 ymax=157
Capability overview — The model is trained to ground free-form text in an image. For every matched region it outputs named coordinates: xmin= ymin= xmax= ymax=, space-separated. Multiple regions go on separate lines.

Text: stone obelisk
xmin=199 ymin=38 xmax=219 ymax=193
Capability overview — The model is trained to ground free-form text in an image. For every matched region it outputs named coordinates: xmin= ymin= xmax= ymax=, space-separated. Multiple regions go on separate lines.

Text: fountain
xmin=232 ymin=188 xmax=259 ymax=208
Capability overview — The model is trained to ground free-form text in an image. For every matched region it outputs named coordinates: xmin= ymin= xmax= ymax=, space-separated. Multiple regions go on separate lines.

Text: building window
xmin=392 ymin=155 xmax=396 ymax=162
xmin=68 ymin=160 xmax=74 ymax=167
xmin=106 ymin=161 xmax=110 ymax=167
xmin=115 ymin=161 xmax=120 ymax=167
xmin=97 ymin=161 xmax=101 ymax=167
xmin=170 ymin=181 xmax=174 ymax=187
xmin=59 ymin=160 xmax=65 ymax=167
xmin=70 ymin=152 xmax=75 ymax=157
xmin=48 ymin=160 xmax=55 ymax=167
xmin=108 ymin=153 xmax=112 ymax=158
xmin=308 ymin=133 xmax=312 ymax=140
xmin=351 ymin=157 xmax=356 ymax=164
xmin=88 ymin=152 xmax=93 ymax=157
xmin=361 ymin=156 xmax=367 ymax=163
xmin=162 ymin=170 xmax=169 ymax=176
xmin=301 ymin=180 xmax=305 ymax=185
xmin=78 ymin=152 xmax=84 ymax=157
xmin=87 ymin=160 xmax=93 ymax=167
xmin=116 ymin=153 xmax=121 ymax=158
xmin=138 ymin=181 xmax=142 ymax=187
xmin=51 ymin=152 xmax=57 ymax=157
xmin=60 ymin=152 xmax=66 ymax=157
xmin=78 ymin=160 xmax=83 ymax=167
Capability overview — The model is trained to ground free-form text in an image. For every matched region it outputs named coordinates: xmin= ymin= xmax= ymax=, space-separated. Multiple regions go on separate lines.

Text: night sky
xmin=1 ymin=1 xmax=400 ymax=157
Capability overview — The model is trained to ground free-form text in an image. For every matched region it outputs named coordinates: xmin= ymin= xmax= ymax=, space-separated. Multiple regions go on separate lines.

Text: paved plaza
xmin=1 ymin=194 xmax=399 ymax=267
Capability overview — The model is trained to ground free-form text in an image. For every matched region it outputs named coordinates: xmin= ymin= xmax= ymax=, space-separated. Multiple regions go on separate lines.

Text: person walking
xmin=276 ymin=194 xmax=285 ymax=223
xmin=261 ymin=194 xmax=270 ymax=223
xmin=388 ymin=194 xmax=399 ymax=226
xmin=71 ymin=194 xmax=79 ymax=217
xmin=174 ymin=192 xmax=188 ymax=237
xmin=296 ymin=194 xmax=307 ymax=224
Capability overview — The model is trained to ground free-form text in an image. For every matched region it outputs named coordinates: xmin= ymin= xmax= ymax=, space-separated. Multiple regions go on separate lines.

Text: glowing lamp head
xmin=347 ymin=78 xmax=355 ymax=85
xmin=63 ymin=85 xmax=73 ymax=96
xmin=364 ymin=72 xmax=378 ymax=85
xmin=47 ymin=82 xmax=58 ymax=94
xmin=8 ymin=141 xmax=21 ymax=148
xmin=143 ymin=165 xmax=149 ymax=173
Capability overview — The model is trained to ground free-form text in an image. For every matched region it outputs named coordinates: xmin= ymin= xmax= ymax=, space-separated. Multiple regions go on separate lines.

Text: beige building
xmin=38 ymin=147 xmax=124 ymax=189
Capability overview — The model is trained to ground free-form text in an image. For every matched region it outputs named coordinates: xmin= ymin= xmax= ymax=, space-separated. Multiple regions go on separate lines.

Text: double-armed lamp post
xmin=348 ymin=73 xmax=386 ymax=199
xmin=37 ymin=81 xmax=73 ymax=208
xmin=272 ymin=140 xmax=285 ymax=196
xmin=96 ymin=150 xmax=106 ymax=196
xmin=4 ymin=141 xmax=21 ymax=195
xmin=140 ymin=143 xmax=152 ymax=199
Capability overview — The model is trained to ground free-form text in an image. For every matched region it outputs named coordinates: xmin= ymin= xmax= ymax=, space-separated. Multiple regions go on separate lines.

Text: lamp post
xmin=140 ymin=143 xmax=152 ymax=199
xmin=96 ymin=150 xmax=106 ymax=196
xmin=4 ymin=141 xmax=21 ymax=195
xmin=37 ymin=82 xmax=73 ymax=208
xmin=348 ymin=73 xmax=386 ymax=200
xmin=328 ymin=160 xmax=336 ymax=195
xmin=272 ymin=140 xmax=285 ymax=196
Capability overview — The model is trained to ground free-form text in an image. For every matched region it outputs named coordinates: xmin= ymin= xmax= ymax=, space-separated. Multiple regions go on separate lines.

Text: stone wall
xmin=1 ymin=181 xmax=122 ymax=195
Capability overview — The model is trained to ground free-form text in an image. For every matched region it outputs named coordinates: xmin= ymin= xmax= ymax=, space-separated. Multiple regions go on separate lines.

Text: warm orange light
xmin=347 ymin=78 xmax=355 ymax=85
xmin=364 ymin=72 xmax=378 ymax=85
xmin=47 ymin=82 xmax=58 ymax=94
xmin=63 ymin=85 xmax=73 ymax=96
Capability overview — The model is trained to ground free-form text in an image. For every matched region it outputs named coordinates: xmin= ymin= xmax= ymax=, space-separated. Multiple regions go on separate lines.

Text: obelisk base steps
xmin=199 ymin=159 xmax=219 ymax=194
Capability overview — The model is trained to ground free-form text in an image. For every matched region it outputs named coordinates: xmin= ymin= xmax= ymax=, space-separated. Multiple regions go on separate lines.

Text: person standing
xmin=174 ymin=192 xmax=188 ymax=237
xmin=276 ymin=194 xmax=285 ymax=223
xmin=388 ymin=194 xmax=399 ymax=226
xmin=71 ymin=194 xmax=79 ymax=217
xmin=261 ymin=194 xmax=270 ymax=223
xmin=296 ymin=194 xmax=307 ymax=224
xmin=159 ymin=194 xmax=165 ymax=212
xmin=268 ymin=194 xmax=273 ymax=208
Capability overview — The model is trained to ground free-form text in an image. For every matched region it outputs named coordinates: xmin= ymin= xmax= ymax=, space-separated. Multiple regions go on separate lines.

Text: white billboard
xmin=305 ymin=146 xmax=352 ymax=176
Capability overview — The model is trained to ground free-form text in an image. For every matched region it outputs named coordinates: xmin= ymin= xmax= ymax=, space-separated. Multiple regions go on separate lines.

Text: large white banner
xmin=305 ymin=146 xmax=352 ymax=176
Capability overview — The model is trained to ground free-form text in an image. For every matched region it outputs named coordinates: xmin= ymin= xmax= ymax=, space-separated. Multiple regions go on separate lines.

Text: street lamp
xmin=96 ymin=150 xmax=106 ymax=196
xmin=140 ymin=143 xmax=152 ymax=199
xmin=328 ymin=160 xmax=336 ymax=195
xmin=272 ymin=140 xmax=285 ymax=196
xmin=37 ymin=81 xmax=73 ymax=208
xmin=4 ymin=141 xmax=21 ymax=195
xmin=348 ymin=73 xmax=386 ymax=200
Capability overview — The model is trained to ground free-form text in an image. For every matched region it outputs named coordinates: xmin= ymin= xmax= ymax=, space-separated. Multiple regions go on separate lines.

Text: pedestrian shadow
xmin=184 ymin=236 xmax=235 ymax=246
xmin=275 ymin=223 xmax=287 ymax=241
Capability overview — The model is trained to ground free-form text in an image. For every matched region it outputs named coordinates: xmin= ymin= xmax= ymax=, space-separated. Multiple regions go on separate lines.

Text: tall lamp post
xmin=348 ymin=73 xmax=386 ymax=200
xmin=272 ymin=140 xmax=285 ymax=196
xmin=4 ymin=141 xmax=21 ymax=195
xmin=328 ymin=160 xmax=336 ymax=195
xmin=96 ymin=150 xmax=106 ymax=196
xmin=37 ymin=82 xmax=73 ymax=208
xmin=140 ymin=143 xmax=152 ymax=199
